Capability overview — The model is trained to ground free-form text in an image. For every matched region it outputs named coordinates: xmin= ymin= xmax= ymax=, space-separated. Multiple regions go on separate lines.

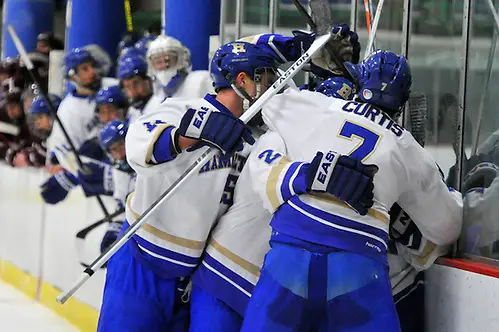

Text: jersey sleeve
xmin=238 ymin=34 xmax=298 ymax=63
xmin=248 ymin=130 xmax=309 ymax=213
xmin=397 ymin=140 xmax=463 ymax=247
xmin=125 ymin=106 xmax=183 ymax=176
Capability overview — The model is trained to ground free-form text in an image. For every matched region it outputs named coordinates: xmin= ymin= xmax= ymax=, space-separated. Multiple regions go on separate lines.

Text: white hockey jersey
xmin=112 ymin=168 xmax=136 ymax=209
xmin=191 ymin=127 xmax=271 ymax=316
xmin=153 ymin=70 xmax=214 ymax=101
xmin=125 ymin=94 xmax=246 ymax=278
xmin=47 ymin=77 xmax=118 ymax=174
xmin=249 ymin=88 xmax=463 ymax=264
xmin=127 ymin=95 xmax=165 ymax=124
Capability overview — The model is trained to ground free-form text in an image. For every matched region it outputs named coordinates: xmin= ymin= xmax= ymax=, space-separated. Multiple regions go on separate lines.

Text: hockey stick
xmin=0 ymin=121 xmax=20 ymax=136
xmin=7 ymin=26 xmax=112 ymax=222
xmin=76 ymin=207 xmax=125 ymax=240
xmin=291 ymin=0 xmax=353 ymax=80
xmin=472 ymin=0 xmax=499 ymax=155
xmin=363 ymin=0 xmax=377 ymax=53
xmin=364 ymin=0 xmax=385 ymax=59
xmin=56 ymin=33 xmax=333 ymax=304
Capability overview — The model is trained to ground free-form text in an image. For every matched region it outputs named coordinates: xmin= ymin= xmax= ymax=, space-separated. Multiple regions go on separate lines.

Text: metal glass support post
xmin=350 ymin=0 xmax=358 ymax=30
xmin=220 ymin=0 xmax=227 ymax=44
xmin=269 ymin=0 xmax=278 ymax=33
xmin=456 ymin=0 xmax=472 ymax=191
xmin=235 ymin=0 xmax=244 ymax=39
xmin=401 ymin=0 xmax=412 ymax=128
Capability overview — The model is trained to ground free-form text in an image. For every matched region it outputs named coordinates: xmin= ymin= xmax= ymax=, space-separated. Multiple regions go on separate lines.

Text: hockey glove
xmin=77 ymin=162 xmax=114 ymax=196
xmin=462 ymin=162 xmax=499 ymax=194
xmin=79 ymin=138 xmax=107 ymax=162
xmin=301 ymin=151 xmax=377 ymax=215
xmin=178 ymin=107 xmax=255 ymax=156
xmin=100 ymin=220 xmax=124 ymax=254
xmin=40 ymin=170 xmax=78 ymax=204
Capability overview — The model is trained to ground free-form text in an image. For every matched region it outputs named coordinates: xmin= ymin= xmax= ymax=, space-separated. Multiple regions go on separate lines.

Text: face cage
xmin=231 ymin=67 xmax=279 ymax=106
xmin=150 ymin=52 xmax=179 ymax=72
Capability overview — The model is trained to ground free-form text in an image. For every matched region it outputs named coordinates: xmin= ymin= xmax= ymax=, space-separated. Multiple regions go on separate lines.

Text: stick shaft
xmin=7 ymin=25 xmax=111 ymax=220
xmin=364 ymin=0 xmax=385 ymax=59
xmin=56 ymin=34 xmax=333 ymax=304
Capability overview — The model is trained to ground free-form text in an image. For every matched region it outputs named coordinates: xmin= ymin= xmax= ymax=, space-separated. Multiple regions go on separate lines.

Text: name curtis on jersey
xmin=341 ymin=101 xmax=404 ymax=137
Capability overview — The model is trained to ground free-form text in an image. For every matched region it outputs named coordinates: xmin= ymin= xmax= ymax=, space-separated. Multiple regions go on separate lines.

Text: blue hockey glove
xmin=178 ymin=107 xmax=255 ymax=155
xmin=78 ymin=138 xmax=107 ymax=162
xmin=292 ymin=30 xmax=315 ymax=59
xmin=100 ymin=220 xmax=124 ymax=254
xmin=77 ymin=162 xmax=114 ymax=196
xmin=331 ymin=24 xmax=361 ymax=64
xmin=302 ymin=151 xmax=378 ymax=215
xmin=40 ymin=170 xmax=78 ymax=204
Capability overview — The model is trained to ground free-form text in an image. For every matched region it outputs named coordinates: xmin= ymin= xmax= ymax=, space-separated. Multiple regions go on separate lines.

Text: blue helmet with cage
xmin=63 ymin=48 xmax=94 ymax=78
xmin=345 ymin=50 xmax=412 ymax=114
xmin=210 ymin=42 xmax=278 ymax=92
xmin=29 ymin=94 xmax=62 ymax=115
xmin=95 ymin=85 xmax=127 ymax=107
xmin=117 ymin=53 xmax=148 ymax=80
xmin=316 ymin=76 xmax=355 ymax=100
xmin=99 ymin=120 xmax=128 ymax=151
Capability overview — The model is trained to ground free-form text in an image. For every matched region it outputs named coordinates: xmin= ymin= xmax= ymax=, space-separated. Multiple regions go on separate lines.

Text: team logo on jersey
xmin=362 ymin=89 xmax=373 ymax=100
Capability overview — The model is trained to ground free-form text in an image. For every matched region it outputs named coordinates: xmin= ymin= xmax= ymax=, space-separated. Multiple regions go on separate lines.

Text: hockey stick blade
xmin=56 ymin=33 xmax=333 ymax=305
xmin=292 ymin=0 xmax=353 ymax=80
xmin=76 ymin=207 xmax=125 ymax=239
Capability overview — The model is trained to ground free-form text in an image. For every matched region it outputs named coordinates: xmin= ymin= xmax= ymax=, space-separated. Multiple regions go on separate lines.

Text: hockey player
xmin=95 ymin=85 xmax=128 ymax=125
xmin=97 ymin=42 xmax=287 ymax=331
xmin=117 ymin=52 xmax=164 ymax=123
xmin=189 ymin=75 xmax=360 ymax=331
xmin=48 ymin=47 xmax=117 ymax=175
xmin=98 ymin=120 xmax=136 ymax=253
xmin=146 ymin=35 xmax=213 ymax=99
xmin=316 ymin=75 xmax=355 ymax=100
xmin=241 ymin=50 xmax=463 ymax=331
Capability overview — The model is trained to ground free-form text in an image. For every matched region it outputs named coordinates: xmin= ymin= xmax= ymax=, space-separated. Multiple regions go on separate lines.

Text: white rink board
xmin=0 ymin=144 xmax=494 ymax=324
xmin=426 ymin=264 xmax=499 ymax=332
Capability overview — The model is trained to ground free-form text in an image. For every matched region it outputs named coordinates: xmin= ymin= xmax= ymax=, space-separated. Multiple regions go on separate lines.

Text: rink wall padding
xmin=0 ymin=164 xmax=114 ymax=331
xmin=0 ymin=259 xmax=98 ymax=332
xmin=0 ymin=145 xmax=496 ymax=331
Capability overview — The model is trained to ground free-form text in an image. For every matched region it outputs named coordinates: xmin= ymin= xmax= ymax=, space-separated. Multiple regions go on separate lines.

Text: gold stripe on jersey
xmin=145 ymin=123 xmax=174 ymax=165
xmin=126 ymin=192 xmax=205 ymax=250
xmin=266 ymin=156 xmax=292 ymax=211
xmin=414 ymin=240 xmax=437 ymax=266
xmin=210 ymin=240 xmax=261 ymax=277
xmin=307 ymin=192 xmax=389 ymax=224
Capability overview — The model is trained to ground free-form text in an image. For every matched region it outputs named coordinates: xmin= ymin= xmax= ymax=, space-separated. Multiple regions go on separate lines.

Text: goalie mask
xmin=146 ymin=35 xmax=191 ymax=92
xmin=210 ymin=42 xmax=279 ymax=111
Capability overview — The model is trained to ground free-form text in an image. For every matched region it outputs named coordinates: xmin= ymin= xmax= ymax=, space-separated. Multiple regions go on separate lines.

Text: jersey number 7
xmin=338 ymin=121 xmax=381 ymax=162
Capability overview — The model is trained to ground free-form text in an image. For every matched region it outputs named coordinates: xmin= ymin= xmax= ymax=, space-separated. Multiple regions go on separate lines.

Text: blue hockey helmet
xmin=135 ymin=36 xmax=156 ymax=55
xmin=316 ymin=76 xmax=355 ymax=100
xmin=345 ymin=50 xmax=412 ymax=113
xmin=63 ymin=48 xmax=95 ymax=77
xmin=95 ymin=85 xmax=127 ymax=107
xmin=99 ymin=119 xmax=128 ymax=151
xmin=117 ymin=53 xmax=148 ymax=80
xmin=210 ymin=42 xmax=278 ymax=92
xmin=29 ymin=94 xmax=62 ymax=115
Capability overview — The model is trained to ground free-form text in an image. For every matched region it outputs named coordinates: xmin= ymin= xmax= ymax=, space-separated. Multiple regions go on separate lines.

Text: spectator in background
xmin=36 ymin=32 xmax=64 ymax=56
xmin=0 ymin=90 xmax=41 ymax=167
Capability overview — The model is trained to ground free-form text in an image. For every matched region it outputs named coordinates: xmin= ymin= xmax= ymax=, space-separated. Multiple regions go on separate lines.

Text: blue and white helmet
xmin=135 ymin=36 xmax=156 ymax=56
xmin=316 ymin=76 xmax=355 ymax=100
xmin=210 ymin=42 xmax=278 ymax=100
xmin=99 ymin=119 xmax=128 ymax=152
xmin=95 ymin=85 xmax=127 ymax=108
xmin=27 ymin=94 xmax=62 ymax=139
xmin=63 ymin=48 xmax=94 ymax=78
xmin=345 ymin=50 xmax=412 ymax=115
xmin=117 ymin=53 xmax=149 ymax=81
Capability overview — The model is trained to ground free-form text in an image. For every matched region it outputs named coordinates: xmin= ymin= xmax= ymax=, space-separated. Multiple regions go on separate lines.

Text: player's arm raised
xmin=248 ymin=130 xmax=378 ymax=215
xmin=398 ymin=140 xmax=463 ymax=246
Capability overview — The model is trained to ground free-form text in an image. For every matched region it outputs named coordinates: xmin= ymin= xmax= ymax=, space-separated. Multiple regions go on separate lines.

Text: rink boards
xmin=0 ymin=144 xmax=497 ymax=331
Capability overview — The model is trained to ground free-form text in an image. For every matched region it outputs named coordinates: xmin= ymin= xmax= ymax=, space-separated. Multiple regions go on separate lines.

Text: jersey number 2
xmin=338 ymin=121 xmax=381 ymax=161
